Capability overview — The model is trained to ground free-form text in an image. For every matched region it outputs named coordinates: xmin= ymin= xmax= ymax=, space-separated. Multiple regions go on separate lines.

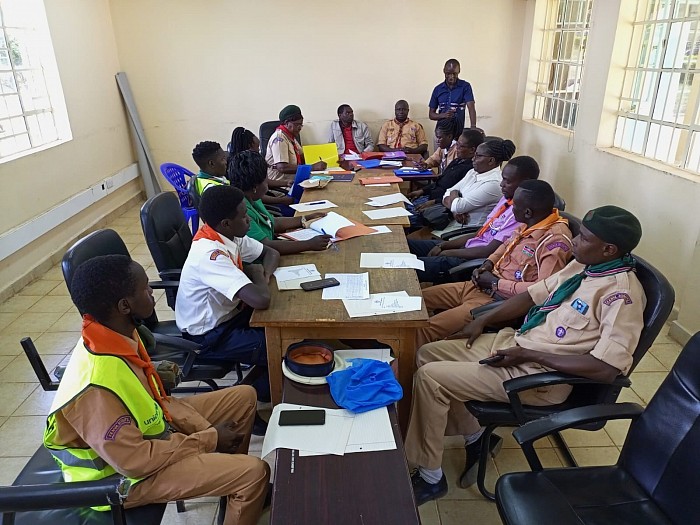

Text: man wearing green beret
xmin=406 ymin=205 xmax=647 ymax=506
xmin=264 ymin=105 xmax=326 ymax=184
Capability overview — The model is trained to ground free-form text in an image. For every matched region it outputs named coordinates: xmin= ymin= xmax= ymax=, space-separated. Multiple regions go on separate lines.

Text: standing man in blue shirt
xmin=429 ymin=59 xmax=476 ymax=131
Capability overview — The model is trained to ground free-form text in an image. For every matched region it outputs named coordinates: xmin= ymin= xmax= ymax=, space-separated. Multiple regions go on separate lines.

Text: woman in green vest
xmin=228 ymin=150 xmax=332 ymax=255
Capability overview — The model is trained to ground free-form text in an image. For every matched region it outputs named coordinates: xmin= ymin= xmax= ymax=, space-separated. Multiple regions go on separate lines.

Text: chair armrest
xmin=512 ymin=402 xmax=643 ymax=471
xmin=151 ymin=333 xmax=201 ymax=377
xmin=158 ymin=268 xmax=181 ymax=281
xmin=148 ymin=280 xmax=180 ymax=291
xmin=470 ymin=301 xmax=503 ymax=319
xmin=503 ymin=372 xmax=631 ymax=424
xmin=448 ymin=258 xmax=486 ymax=276
xmin=0 ymin=477 xmax=131 ymax=512
xmin=441 ymin=226 xmax=480 ymax=241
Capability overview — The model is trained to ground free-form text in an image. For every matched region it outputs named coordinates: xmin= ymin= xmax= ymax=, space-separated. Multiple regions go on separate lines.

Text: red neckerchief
xmin=276 ymin=124 xmax=304 ymax=165
xmin=81 ymin=316 xmax=172 ymax=422
xmin=393 ymin=119 xmax=407 ymax=149
xmin=476 ymin=199 xmax=513 ymax=237
xmin=193 ymin=224 xmax=242 ymax=269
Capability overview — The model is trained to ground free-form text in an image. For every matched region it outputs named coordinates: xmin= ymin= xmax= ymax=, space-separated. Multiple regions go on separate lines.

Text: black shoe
xmin=252 ymin=413 xmax=268 ymax=436
xmin=412 ymin=472 xmax=448 ymax=506
xmin=458 ymin=433 xmax=503 ymax=488
xmin=263 ymin=482 xmax=273 ymax=509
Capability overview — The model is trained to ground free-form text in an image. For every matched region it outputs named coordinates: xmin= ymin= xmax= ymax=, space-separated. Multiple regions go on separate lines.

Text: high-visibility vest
xmin=44 ymin=338 xmax=169 ymax=488
xmin=195 ymin=173 xmax=228 ymax=196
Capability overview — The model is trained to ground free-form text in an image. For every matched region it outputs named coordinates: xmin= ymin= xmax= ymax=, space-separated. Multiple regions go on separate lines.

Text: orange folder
xmin=334 ymin=220 xmax=376 ymax=241
xmin=359 ymin=175 xmax=403 ymax=185
xmin=360 ymin=151 xmax=384 ymax=160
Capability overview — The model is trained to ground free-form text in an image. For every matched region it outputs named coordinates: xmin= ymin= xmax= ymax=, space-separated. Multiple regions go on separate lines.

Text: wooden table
xmin=270 ymin=379 xmax=420 ymax=525
xmin=250 ymin=226 xmax=428 ymax=433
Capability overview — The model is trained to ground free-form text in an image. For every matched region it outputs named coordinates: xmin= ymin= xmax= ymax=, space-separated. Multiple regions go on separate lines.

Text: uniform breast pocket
xmin=547 ymin=306 xmax=590 ymax=344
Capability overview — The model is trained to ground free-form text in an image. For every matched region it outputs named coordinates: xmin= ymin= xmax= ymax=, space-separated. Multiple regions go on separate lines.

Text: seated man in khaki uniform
xmin=376 ymin=100 xmax=428 ymax=156
xmin=416 ymin=180 xmax=573 ymax=348
xmin=44 ymin=255 xmax=269 ymax=525
xmin=406 ymin=206 xmax=645 ymax=506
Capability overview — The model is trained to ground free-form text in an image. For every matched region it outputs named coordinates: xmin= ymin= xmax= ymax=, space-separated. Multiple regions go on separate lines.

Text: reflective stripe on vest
xmin=44 ymin=337 xmax=168 ymax=490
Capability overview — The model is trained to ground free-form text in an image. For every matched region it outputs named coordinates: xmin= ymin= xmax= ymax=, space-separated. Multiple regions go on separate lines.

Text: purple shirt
xmin=465 ymin=196 xmax=519 ymax=249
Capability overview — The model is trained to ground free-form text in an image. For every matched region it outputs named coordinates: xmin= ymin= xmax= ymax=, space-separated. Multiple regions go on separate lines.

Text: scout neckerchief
xmin=518 ymin=254 xmax=636 ymax=335
xmin=193 ymin=224 xmax=243 ymax=270
xmin=81 ymin=315 xmax=172 ymax=422
xmin=393 ymin=119 xmax=407 ymax=149
xmin=494 ymin=209 xmax=568 ymax=274
xmin=276 ymin=124 xmax=305 ymax=165
xmin=476 ymin=199 xmax=512 ymax=237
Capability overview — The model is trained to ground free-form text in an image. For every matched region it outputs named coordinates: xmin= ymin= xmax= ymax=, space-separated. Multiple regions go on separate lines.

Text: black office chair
xmin=495 ymin=331 xmax=700 ymax=525
xmin=463 ymin=255 xmax=675 ymax=500
xmin=259 ymin=120 xmax=280 ymax=156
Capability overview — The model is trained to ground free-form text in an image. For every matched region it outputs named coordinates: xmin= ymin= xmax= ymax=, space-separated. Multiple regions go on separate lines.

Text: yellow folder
xmin=302 ymin=143 xmax=340 ymax=168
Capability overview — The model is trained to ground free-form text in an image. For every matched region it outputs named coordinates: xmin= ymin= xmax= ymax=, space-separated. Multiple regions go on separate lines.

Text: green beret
xmin=279 ymin=105 xmax=302 ymax=122
xmin=582 ymin=205 xmax=642 ymax=254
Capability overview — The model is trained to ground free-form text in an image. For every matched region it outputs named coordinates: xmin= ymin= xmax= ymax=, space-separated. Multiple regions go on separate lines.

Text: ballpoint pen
xmin=307 ymin=201 xmax=326 ymax=205
xmin=322 ymin=229 xmax=339 ymax=251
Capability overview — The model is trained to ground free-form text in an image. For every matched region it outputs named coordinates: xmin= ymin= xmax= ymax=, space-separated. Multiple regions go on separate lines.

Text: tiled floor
xmin=0 ymin=201 xmax=685 ymax=524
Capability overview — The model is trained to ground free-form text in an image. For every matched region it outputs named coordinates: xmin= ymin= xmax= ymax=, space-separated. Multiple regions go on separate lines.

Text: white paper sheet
xmin=382 ymin=257 xmax=425 ymax=270
xmin=379 ymin=160 xmax=403 ymax=167
xmin=371 ymin=295 xmax=422 ymax=312
xmin=342 ymin=291 xmax=408 ymax=318
xmin=366 ymin=193 xmax=412 ymax=207
xmin=290 ymin=200 xmax=338 ymax=212
xmin=362 ymin=207 xmax=413 ymax=220
xmin=261 ymin=404 xmax=354 ymax=458
xmin=322 ymin=273 xmax=370 ymax=300
xmin=364 ymin=183 xmax=391 ymax=187
xmin=281 ymin=229 xmax=324 ymax=241
xmin=367 ymin=225 xmax=392 ymax=235
xmin=308 ymin=211 xmax=354 ymax=238
xmin=334 ymin=348 xmax=392 ymax=363
xmin=360 ymin=252 xmax=417 ymax=268
xmin=273 ymin=264 xmax=320 ymax=282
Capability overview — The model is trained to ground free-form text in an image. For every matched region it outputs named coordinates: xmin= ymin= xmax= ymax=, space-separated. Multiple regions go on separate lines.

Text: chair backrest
xmin=553 ymin=192 xmax=566 ymax=211
xmin=140 ymin=192 xmax=193 ymax=275
xmin=288 ymin=164 xmax=312 ymax=202
xmin=619 ymin=331 xmax=700 ymax=524
xmin=160 ymin=163 xmax=196 ymax=208
xmin=565 ymin=254 xmax=675 ymax=409
xmin=259 ymin=120 xmax=280 ymax=156
xmin=560 ymin=211 xmax=581 ymax=238
xmin=61 ymin=229 xmax=130 ymax=302
xmin=20 ymin=337 xmax=59 ymax=391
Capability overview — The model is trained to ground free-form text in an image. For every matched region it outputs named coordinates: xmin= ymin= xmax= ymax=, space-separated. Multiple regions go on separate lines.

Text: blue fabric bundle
xmin=327 ymin=358 xmax=403 ymax=413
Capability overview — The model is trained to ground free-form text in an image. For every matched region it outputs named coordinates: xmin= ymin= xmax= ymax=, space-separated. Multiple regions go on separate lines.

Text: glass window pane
xmin=0 ymin=71 xmax=17 ymax=94
xmin=4 ymin=94 xmax=21 ymax=116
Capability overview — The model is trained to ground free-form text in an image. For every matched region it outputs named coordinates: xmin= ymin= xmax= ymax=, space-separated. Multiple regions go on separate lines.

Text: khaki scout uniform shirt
xmin=265 ymin=129 xmax=300 ymax=181
xmin=377 ymin=118 xmax=429 ymax=150
xmin=515 ymin=260 xmax=647 ymax=375
xmin=489 ymin=221 xmax=573 ymax=298
xmin=49 ymin=333 xmax=217 ymax=480
xmin=425 ymin=141 xmax=458 ymax=172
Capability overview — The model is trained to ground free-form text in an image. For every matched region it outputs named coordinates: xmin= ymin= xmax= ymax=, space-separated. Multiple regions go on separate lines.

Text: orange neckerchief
xmin=81 ymin=315 xmax=172 ymax=422
xmin=276 ymin=124 xmax=304 ymax=165
xmin=193 ymin=224 xmax=242 ymax=269
xmin=476 ymin=199 xmax=512 ymax=237
xmin=494 ymin=209 xmax=568 ymax=274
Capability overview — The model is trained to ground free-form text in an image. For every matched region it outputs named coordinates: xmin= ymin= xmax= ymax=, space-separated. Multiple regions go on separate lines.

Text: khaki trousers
xmin=416 ymin=281 xmax=495 ymax=348
xmin=126 ymin=386 xmax=270 ymax=525
xmin=404 ymin=330 xmax=572 ymax=470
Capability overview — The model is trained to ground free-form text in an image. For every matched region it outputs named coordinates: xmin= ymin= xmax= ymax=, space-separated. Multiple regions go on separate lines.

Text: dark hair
xmin=516 ymin=179 xmax=555 ymax=212
xmin=481 ymin=138 xmax=516 ymax=163
xmin=337 ymin=104 xmax=351 ymax=116
xmin=436 ymin=117 xmax=460 ymax=140
xmin=199 ymin=185 xmax=246 ymax=227
xmin=506 ymin=156 xmax=540 ymax=180
xmin=460 ymin=128 xmax=485 ymax=149
xmin=70 ymin=255 xmax=138 ymax=323
xmin=228 ymin=151 xmax=268 ymax=192
xmin=445 ymin=58 xmax=460 ymax=69
xmin=229 ymin=127 xmax=256 ymax=155
xmin=192 ymin=141 xmax=223 ymax=168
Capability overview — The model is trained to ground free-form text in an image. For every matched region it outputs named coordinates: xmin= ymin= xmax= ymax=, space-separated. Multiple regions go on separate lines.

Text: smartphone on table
xmin=278 ymin=409 xmax=326 ymax=426
xmin=300 ymin=278 xmax=340 ymax=291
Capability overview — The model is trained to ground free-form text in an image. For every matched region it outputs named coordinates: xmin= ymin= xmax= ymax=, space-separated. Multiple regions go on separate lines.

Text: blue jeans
xmin=407 ymin=239 xmax=468 ymax=283
xmin=406 ymin=196 xmax=430 ymax=229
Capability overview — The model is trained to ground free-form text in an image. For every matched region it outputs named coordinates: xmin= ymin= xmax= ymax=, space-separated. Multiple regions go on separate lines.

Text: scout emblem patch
xmin=546 ymin=241 xmax=570 ymax=252
xmin=514 ymin=269 xmax=523 ymax=280
xmin=571 ymin=298 xmax=589 ymax=315
xmin=210 ymin=249 xmax=230 ymax=261
xmin=522 ymin=246 xmax=535 ymax=257
xmin=555 ymin=326 xmax=567 ymax=338
xmin=603 ymin=292 xmax=633 ymax=306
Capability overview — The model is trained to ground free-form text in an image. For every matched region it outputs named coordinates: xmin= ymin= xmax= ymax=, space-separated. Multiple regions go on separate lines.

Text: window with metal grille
xmin=615 ymin=0 xmax=700 ymax=172
xmin=533 ymin=0 xmax=593 ymax=130
xmin=0 ymin=0 xmax=70 ymax=162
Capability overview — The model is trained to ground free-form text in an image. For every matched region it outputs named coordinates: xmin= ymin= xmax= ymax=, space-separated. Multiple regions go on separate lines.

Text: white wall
xmin=108 ymin=0 xmax=527 ymax=175
xmin=0 ymin=0 xmax=139 ymax=294
xmin=513 ymin=0 xmax=700 ymax=340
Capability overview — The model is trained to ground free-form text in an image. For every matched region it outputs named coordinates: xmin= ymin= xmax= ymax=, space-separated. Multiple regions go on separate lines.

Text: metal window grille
xmin=533 ymin=0 xmax=593 ymax=130
xmin=615 ymin=0 xmax=700 ymax=172
xmin=0 ymin=0 xmax=67 ymax=160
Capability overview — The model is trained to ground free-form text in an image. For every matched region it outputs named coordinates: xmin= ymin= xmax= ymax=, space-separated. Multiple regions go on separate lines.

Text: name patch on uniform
xmin=603 ymin=292 xmax=633 ymax=306
xmin=104 ymin=415 xmax=132 ymax=441
xmin=555 ymin=326 xmax=567 ymax=338
xmin=522 ymin=246 xmax=535 ymax=257
xmin=270 ymin=136 xmax=284 ymax=145
xmin=514 ymin=269 xmax=523 ymax=280
xmin=546 ymin=241 xmax=570 ymax=252
xmin=210 ymin=249 xmax=230 ymax=261
xmin=571 ymin=298 xmax=589 ymax=315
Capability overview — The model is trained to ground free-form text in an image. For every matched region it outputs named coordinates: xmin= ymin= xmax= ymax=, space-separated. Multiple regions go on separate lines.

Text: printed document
xmin=362 ymin=207 xmax=413 ymax=220
xmin=322 ymin=272 xmax=370 ymax=300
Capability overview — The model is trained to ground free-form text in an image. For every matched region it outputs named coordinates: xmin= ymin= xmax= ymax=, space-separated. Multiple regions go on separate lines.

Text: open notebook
xmin=280 ymin=211 xmax=375 ymax=242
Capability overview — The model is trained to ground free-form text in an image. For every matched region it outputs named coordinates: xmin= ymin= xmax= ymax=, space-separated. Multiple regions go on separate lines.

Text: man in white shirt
xmin=176 ymin=185 xmax=280 ymax=403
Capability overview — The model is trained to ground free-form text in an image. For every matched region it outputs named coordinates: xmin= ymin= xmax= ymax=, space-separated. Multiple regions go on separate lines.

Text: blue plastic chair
xmin=160 ymin=163 xmax=200 ymax=235
xmin=288 ymin=164 xmax=312 ymax=203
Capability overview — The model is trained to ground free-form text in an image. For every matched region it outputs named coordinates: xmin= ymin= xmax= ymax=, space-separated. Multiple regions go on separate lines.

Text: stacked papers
xmin=322 ymin=273 xmax=369 ymax=300
xmin=365 ymin=192 xmax=411 ymax=207
xmin=273 ymin=264 xmax=320 ymax=290
xmin=362 ymin=207 xmax=413 ymax=220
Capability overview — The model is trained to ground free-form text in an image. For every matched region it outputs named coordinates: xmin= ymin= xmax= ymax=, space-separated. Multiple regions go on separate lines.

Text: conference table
xmin=250 ymin=158 xmax=430 ymax=432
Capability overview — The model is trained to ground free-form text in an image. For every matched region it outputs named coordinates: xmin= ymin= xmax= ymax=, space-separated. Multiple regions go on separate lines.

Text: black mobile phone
xmin=478 ymin=355 xmax=505 ymax=365
xmin=278 ymin=409 xmax=326 ymax=426
xmin=300 ymin=278 xmax=340 ymax=291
